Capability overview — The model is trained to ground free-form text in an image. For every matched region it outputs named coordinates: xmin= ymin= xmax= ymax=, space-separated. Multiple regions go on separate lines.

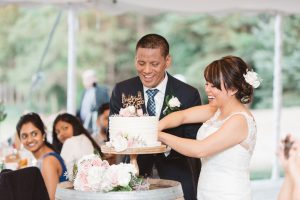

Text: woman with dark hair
xmin=16 ymin=112 xmax=68 ymax=200
xmin=158 ymin=56 xmax=261 ymax=200
xmin=52 ymin=113 xmax=101 ymax=180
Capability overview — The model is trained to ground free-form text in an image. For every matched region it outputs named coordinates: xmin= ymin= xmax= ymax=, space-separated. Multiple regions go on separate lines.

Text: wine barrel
xmin=56 ymin=179 xmax=184 ymax=200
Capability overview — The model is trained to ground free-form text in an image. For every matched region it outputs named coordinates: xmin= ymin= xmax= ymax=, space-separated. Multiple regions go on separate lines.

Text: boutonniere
xmin=163 ymin=95 xmax=181 ymax=115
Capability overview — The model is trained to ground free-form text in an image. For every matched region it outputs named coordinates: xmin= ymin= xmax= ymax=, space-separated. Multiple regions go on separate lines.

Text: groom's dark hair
xmin=136 ymin=33 xmax=169 ymax=57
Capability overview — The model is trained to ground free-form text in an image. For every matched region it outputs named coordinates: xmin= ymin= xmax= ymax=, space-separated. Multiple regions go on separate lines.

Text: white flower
xmin=168 ymin=96 xmax=181 ymax=108
xmin=111 ymin=133 xmax=128 ymax=152
xmin=110 ymin=164 xmax=132 ymax=186
xmin=243 ymin=70 xmax=262 ymax=88
xmin=119 ymin=106 xmax=136 ymax=117
xmin=127 ymin=105 xmax=136 ymax=114
xmin=99 ymin=163 xmax=135 ymax=191
xmin=136 ymin=108 xmax=144 ymax=116
xmin=87 ymin=166 xmax=105 ymax=191
xmin=73 ymin=154 xmax=142 ymax=192
xmin=163 ymin=95 xmax=181 ymax=115
xmin=121 ymin=163 xmax=137 ymax=175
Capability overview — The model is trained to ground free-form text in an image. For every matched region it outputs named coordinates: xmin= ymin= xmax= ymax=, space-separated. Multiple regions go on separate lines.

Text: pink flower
xmin=73 ymin=154 xmax=142 ymax=192
xmin=119 ymin=106 xmax=136 ymax=117
xmin=137 ymin=109 xmax=144 ymax=116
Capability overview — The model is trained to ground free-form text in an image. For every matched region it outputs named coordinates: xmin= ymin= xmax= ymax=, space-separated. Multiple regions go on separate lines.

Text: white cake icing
xmin=109 ymin=116 xmax=161 ymax=150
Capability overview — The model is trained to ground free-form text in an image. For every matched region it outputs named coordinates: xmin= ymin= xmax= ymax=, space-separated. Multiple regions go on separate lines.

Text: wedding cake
xmin=107 ymin=92 xmax=161 ymax=151
xmin=109 ymin=115 xmax=160 ymax=147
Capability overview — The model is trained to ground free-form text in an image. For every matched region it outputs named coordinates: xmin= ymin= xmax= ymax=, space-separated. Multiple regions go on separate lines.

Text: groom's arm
xmin=109 ymin=83 xmax=122 ymax=116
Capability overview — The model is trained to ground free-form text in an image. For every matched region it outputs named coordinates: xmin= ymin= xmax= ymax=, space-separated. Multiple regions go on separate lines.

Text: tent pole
xmin=271 ymin=13 xmax=283 ymax=180
xmin=67 ymin=6 xmax=77 ymax=115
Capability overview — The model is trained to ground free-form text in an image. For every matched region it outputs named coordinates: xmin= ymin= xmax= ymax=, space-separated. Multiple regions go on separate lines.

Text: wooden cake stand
xmin=101 ymin=145 xmax=167 ymax=175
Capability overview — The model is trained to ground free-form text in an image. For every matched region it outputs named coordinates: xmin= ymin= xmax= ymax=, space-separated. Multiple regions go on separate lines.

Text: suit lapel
xmin=135 ymin=78 xmax=147 ymax=114
xmin=159 ymin=73 xmax=174 ymax=120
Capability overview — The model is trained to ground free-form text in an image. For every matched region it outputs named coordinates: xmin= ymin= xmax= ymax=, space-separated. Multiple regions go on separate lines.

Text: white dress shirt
xmin=143 ymin=72 xmax=170 ymax=156
xmin=143 ymin=72 xmax=168 ymax=118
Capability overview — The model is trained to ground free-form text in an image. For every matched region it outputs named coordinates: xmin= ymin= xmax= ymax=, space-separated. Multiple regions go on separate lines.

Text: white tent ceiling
xmin=1 ymin=0 xmax=300 ymax=15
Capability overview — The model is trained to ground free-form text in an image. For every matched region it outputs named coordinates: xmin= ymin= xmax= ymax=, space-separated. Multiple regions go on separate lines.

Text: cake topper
xmin=121 ymin=91 xmax=144 ymax=109
xmin=120 ymin=91 xmax=145 ymax=117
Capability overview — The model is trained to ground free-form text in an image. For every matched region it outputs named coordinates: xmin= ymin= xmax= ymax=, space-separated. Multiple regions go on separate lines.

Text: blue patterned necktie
xmin=146 ymin=89 xmax=159 ymax=116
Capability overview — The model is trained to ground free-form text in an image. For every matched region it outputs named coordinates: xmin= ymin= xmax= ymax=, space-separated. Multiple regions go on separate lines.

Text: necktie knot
xmin=146 ymin=89 xmax=159 ymax=116
xmin=146 ymin=89 xmax=159 ymax=98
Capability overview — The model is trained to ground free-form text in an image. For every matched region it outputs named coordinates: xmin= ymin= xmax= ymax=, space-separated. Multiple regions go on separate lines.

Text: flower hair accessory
xmin=243 ymin=70 xmax=262 ymax=88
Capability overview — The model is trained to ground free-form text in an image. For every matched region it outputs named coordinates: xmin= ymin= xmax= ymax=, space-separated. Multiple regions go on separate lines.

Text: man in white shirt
xmin=77 ymin=69 xmax=109 ymax=134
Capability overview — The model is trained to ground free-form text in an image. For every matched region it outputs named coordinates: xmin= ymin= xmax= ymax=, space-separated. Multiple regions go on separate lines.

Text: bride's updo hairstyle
xmin=204 ymin=55 xmax=253 ymax=104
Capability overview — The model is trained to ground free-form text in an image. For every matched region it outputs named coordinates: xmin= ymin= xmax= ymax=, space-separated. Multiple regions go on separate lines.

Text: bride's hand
xmin=278 ymin=134 xmax=299 ymax=176
xmin=286 ymin=141 xmax=300 ymax=180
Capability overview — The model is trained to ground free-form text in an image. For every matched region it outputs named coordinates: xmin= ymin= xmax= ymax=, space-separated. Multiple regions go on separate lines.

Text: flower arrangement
xmin=73 ymin=154 xmax=149 ymax=192
xmin=243 ymin=70 xmax=262 ymax=88
xmin=162 ymin=95 xmax=181 ymax=115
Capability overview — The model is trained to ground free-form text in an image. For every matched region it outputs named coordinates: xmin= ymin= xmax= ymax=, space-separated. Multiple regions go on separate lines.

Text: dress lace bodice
xmin=196 ymin=110 xmax=257 ymax=200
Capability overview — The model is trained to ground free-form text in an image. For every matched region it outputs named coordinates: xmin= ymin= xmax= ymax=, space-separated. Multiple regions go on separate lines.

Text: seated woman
xmin=52 ymin=113 xmax=102 ymax=180
xmin=16 ymin=112 xmax=68 ymax=200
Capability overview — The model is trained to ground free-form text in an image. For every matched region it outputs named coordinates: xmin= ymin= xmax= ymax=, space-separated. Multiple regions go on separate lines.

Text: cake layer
xmin=109 ymin=116 xmax=160 ymax=147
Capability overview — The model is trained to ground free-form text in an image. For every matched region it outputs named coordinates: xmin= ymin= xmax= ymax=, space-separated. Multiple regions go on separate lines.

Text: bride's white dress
xmin=196 ymin=110 xmax=257 ymax=200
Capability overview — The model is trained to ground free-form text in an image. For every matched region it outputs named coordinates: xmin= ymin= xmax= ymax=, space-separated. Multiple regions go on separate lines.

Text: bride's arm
xmin=158 ymin=104 xmax=216 ymax=131
xmin=159 ymin=114 xmax=249 ymax=158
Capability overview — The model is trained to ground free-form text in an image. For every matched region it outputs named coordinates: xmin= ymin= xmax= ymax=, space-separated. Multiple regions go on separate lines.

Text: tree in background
xmin=0 ymin=100 xmax=7 ymax=123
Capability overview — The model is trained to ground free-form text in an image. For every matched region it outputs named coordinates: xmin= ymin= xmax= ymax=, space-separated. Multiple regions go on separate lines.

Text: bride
xmin=158 ymin=56 xmax=260 ymax=200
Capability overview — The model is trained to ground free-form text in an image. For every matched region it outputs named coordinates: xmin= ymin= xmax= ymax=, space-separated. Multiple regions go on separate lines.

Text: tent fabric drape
xmin=2 ymin=0 xmax=300 ymax=15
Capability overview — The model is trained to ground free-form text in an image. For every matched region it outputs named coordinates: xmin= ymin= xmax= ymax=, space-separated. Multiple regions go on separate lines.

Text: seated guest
xmin=278 ymin=135 xmax=300 ymax=200
xmin=52 ymin=113 xmax=102 ymax=180
xmin=94 ymin=103 xmax=110 ymax=146
xmin=0 ymin=167 xmax=50 ymax=200
xmin=16 ymin=112 xmax=68 ymax=200
xmin=94 ymin=103 xmax=116 ymax=165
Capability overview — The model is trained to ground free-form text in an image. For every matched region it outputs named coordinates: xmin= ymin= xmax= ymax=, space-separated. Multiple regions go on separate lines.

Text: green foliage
xmin=152 ymin=13 xmax=300 ymax=108
xmin=0 ymin=101 xmax=7 ymax=123
xmin=129 ymin=174 xmax=146 ymax=190
xmin=102 ymin=173 xmax=146 ymax=192
xmin=111 ymin=185 xmax=132 ymax=192
xmin=72 ymin=163 xmax=78 ymax=180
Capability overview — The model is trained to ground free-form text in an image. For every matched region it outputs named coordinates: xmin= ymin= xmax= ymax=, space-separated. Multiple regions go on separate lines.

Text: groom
xmin=109 ymin=33 xmax=202 ymax=200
